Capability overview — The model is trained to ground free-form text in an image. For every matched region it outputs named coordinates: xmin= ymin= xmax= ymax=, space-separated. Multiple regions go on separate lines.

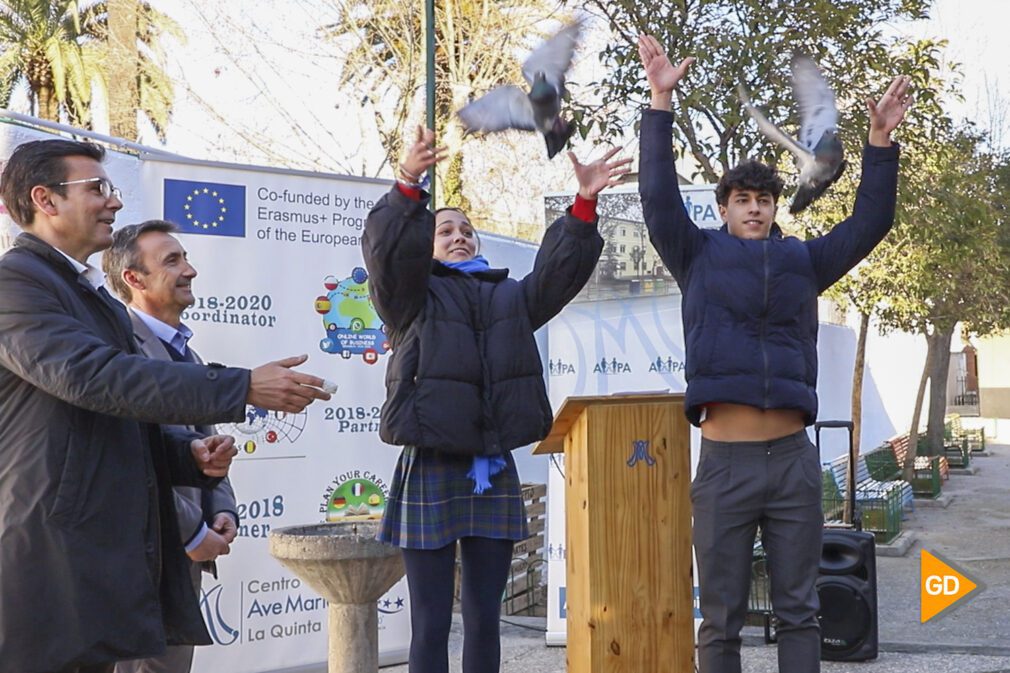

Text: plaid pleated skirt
xmin=378 ymin=446 xmax=529 ymax=549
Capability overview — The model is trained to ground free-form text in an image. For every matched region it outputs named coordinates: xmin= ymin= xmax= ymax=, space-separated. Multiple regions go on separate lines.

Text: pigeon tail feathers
xmin=544 ymin=117 xmax=574 ymax=159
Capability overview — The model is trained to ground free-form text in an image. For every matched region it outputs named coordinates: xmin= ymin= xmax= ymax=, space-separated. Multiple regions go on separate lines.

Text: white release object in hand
xmin=321 ymin=379 xmax=339 ymax=394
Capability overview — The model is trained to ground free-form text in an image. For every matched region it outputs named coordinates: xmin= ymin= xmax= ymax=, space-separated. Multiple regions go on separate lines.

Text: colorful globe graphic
xmin=315 ymin=268 xmax=390 ymax=363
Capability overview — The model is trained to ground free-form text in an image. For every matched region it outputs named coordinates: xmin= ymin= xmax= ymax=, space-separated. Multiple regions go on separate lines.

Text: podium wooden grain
xmin=534 ymin=394 xmax=694 ymax=673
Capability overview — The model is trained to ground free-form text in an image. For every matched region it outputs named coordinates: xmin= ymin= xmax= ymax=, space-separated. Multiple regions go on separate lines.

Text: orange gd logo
xmin=920 ymin=549 xmax=983 ymax=623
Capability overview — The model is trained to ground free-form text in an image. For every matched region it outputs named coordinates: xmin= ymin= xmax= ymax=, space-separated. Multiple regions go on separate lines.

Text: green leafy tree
xmin=882 ymin=135 xmax=1010 ymax=470
xmin=576 ymin=0 xmax=930 ymax=181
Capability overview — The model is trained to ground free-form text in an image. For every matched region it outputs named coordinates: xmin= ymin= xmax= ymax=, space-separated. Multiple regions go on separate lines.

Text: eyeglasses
xmin=48 ymin=177 xmax=122 ymax=201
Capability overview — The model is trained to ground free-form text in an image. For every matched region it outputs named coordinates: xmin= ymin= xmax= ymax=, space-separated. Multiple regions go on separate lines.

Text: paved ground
xmin=384 ymin=443 xmax=1010 ymax=672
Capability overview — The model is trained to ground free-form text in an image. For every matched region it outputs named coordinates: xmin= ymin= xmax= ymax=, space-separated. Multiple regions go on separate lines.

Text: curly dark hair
xmin=715 ymin=160 xmax=784 ymax=206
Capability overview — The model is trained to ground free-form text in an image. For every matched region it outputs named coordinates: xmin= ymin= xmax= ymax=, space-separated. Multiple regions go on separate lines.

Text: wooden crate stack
xmin=452 ymin=483 xmax=547 ymax=616
xmin=502 ymin=483 xmax=547 ymax=616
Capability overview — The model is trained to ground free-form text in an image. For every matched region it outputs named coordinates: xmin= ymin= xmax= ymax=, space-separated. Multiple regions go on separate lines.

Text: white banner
xmin=137 ymin=158 xmax=412 ymax=671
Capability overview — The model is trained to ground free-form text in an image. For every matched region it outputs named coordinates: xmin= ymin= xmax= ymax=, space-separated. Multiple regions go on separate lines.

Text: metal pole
xmin=425 ymin=0 xmax=436 ymax=208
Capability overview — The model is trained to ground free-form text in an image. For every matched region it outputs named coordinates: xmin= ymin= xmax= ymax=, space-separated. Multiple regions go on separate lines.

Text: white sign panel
xmin=137 ymin=157 xmax=411 ymax=672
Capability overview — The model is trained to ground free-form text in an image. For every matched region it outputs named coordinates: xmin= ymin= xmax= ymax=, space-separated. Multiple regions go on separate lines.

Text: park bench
xmin=826 ymin=451 xmax=912 ymax=511
xmin=825 ymin=454 xmax=903 ymax=543
xmin=859 ymin=444 xmax=915 ymax=512
xmin=891 ymin=433 xmax=946 ymax=498
xmin=863 ymin=441 xmax=901 ymax=481
xmin=947 ymin=413 xmax=986 ymax=453
xmin=918 ymin=430 xmax=969 ymax=469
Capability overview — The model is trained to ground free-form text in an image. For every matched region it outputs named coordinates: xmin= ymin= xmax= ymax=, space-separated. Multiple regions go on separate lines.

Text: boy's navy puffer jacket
xmin=639 ymin=109 xmax=900 ymax=426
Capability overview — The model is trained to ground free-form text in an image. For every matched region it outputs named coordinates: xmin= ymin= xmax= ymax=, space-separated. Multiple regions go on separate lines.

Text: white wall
xmin=815 ymin=321 xmax=928 ymax=461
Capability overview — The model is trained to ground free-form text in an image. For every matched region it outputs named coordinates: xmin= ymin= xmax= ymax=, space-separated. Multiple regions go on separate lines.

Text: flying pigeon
xmin=456 ymin=20 xmax=582 ymax=159
xmin=738 ymin=55 xmax=846 ymax=214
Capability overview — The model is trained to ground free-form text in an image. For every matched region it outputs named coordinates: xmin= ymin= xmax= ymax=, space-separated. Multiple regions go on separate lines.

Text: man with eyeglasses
xmin=0 ymin=139 xmax=332 ymax=673
xmin=53 ymin=175 xmax=124 ymax=199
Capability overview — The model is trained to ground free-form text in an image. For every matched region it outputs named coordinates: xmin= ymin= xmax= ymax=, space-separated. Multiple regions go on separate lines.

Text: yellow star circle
xmin=185 ymin=187 xmax=228 ymax=229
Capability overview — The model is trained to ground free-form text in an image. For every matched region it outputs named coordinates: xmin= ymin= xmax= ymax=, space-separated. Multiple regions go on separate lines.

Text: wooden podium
xmin=534 ymin=394 xmax=694 ymax=672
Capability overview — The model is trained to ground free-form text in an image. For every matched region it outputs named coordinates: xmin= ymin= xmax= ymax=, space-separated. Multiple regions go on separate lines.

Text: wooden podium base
xmin=534 ymin=394 xmax=694 ymax=673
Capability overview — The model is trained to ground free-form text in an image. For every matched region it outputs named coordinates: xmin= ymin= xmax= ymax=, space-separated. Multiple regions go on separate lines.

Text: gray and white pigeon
xmin=457 ymin=20 xmax=581 ymax=159
xmin=738 ymin=55 xmax=846 ymax=214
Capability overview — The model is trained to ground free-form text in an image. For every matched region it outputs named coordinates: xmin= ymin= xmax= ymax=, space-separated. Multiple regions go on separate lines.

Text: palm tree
xmin=0 ymin=0 xmax=182 ymax=140
xmin=105 ymin=0 xmax=183 ymax=141
xmin=0 ymin=0 xmax=105 ymax=126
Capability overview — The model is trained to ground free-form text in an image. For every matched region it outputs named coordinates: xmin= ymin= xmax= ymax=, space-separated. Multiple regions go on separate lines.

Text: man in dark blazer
xmin=0 ymin=139 xmax=331 ymax=673
xmin=103 ymin=220 xmax=238 ymax=673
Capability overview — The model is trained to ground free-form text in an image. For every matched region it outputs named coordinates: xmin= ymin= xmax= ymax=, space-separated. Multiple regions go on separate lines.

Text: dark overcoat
xmin=0 ymin=234 xmax=249 ymax=673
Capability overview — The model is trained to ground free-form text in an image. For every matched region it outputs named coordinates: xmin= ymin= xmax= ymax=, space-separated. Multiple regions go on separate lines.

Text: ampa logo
xmin=548 ymin=358 xmax=576 ymax=376
xmin=593 ymin=357 xmax=631 ymax=374
xmin=648 ymin=356 xmax=685 ymax=374
xmin=683 ymin=193 xmax=719 ymax=227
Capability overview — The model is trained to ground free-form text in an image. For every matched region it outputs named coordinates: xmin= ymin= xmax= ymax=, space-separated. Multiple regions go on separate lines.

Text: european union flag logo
xmin=164 ymin=179 xmax=246 ymax=237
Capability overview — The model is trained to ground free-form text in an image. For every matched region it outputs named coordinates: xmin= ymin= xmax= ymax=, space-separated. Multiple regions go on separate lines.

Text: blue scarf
xmin=442 ymin=254 xmax=490 ymax=274
xmin=442 ymin=254 xmax=505 ymax=493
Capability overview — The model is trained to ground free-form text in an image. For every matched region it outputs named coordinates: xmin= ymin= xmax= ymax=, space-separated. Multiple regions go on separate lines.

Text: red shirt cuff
xmin=571 ymin=194 xmax=597 ymax=222
xmin=397 ymin=182 xmax=421 ymax=200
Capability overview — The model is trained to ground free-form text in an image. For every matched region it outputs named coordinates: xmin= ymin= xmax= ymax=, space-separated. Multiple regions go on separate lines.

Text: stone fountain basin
xmin=268 ymin=521 xmax=404 ymax=604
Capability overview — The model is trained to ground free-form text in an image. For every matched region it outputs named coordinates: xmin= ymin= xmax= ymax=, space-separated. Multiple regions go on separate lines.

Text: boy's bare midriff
xmin=700 ymin=403 xmax=805 ymax=442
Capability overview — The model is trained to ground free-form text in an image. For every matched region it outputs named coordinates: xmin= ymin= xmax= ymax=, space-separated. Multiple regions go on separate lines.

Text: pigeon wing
xmin=457 ymin=86 xmax=537 ymax=133
xmin=790 ymin=55 xmax=839 ymax=153
xmin=738 ymin=84 xmax=812 ymax=163
xmin=521 ymin=20 xmax=581 ymax=90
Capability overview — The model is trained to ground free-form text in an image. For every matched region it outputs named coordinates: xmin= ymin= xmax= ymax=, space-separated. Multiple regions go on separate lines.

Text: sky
xmin=144 ymin=0 xmax=380 ymax=175
xmin=903 ymin=0 xmax=1010 ymax=147
xmin=135 ymin=0 xmax=1010 ymax=171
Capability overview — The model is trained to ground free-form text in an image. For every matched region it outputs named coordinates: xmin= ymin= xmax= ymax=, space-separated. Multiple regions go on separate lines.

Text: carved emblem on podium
xmin=627 ymin=439 xmax=657 ymax=467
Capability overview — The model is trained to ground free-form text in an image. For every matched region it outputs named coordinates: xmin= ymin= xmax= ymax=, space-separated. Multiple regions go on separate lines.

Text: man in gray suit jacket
xmin=103 ymin=220 xmax=240 ymax=673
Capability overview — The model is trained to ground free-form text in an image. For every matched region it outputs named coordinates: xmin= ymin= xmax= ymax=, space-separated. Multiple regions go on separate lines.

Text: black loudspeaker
xmin=817 ymin=529 xmax=878 ymax=661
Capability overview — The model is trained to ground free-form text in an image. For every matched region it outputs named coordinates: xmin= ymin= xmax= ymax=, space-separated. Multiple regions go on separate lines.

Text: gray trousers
xmin=113 ymin=562 xmax=202 ymax=673
xmin=692 ymin=431 xmax=824 ymax=673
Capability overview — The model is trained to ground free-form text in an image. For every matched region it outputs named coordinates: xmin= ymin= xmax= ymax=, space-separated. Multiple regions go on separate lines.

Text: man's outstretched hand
xmin=248 ymin=354 xmax=331 ymax=413
xmin=867 ymin=75 xmax=912 ymax=147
